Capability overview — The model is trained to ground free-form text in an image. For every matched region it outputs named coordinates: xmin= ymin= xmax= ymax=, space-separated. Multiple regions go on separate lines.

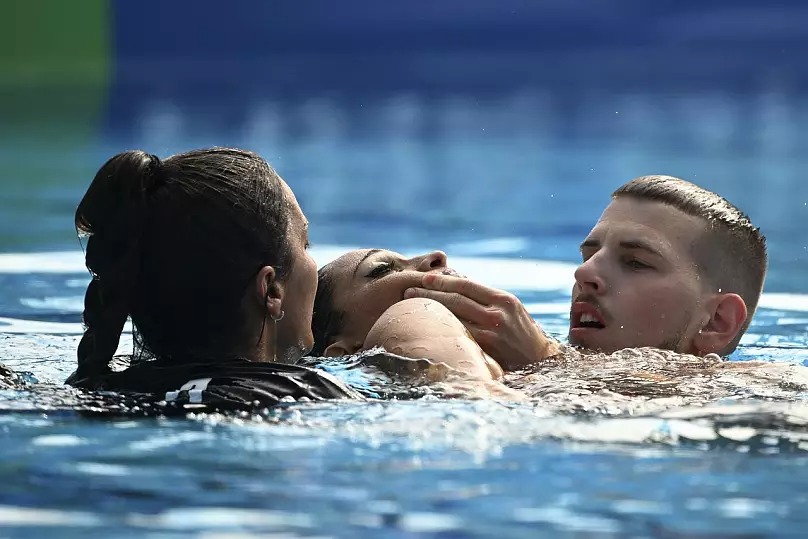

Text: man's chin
xmin=568 ymin=330 xmax=615 ymax=354
xmin=568 ymin=329 xmax=598 ymax=350
xmin=568 ymin=331 xmax=689 ymax=355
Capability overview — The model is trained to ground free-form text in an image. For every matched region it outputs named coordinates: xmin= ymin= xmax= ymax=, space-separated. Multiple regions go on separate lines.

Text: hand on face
xmin=403 ymin=274 xmax=560 ymax=370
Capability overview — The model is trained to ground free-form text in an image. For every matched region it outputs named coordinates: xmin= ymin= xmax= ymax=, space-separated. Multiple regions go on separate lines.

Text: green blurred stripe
xmin=1 ymin=0 xmax=110 ymax=85
xmin=0 ymin=0 xmax=112 ymax=247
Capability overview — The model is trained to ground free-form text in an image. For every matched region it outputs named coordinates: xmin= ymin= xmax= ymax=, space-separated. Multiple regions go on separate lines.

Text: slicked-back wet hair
xmin=68 ymin=148 xmax=292 ymax=388
xmin=613 ymin=175 xmax=767 ymax=354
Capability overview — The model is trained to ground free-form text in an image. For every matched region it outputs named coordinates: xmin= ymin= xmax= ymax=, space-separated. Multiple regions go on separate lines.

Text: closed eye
xmin=366 ymin=261 xmax=395 ymax=279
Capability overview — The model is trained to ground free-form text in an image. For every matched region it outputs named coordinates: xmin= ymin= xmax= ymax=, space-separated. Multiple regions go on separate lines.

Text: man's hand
xmin=404 ymin=274 xmax=560 ymax=371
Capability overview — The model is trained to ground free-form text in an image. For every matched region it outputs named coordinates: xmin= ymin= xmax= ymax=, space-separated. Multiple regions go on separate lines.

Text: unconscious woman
xmin=66 ymin=148 xmax=361 ymax=411
xmin=310 ymin=248 xmax=529 ymax=383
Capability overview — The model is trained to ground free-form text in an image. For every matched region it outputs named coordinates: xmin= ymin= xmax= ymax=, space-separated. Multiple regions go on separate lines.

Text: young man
xmin=403 ymin=175 xmax=768 ymax=370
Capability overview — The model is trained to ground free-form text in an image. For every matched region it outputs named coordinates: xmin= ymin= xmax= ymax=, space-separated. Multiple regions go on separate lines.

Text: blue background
xmin=4 ymin=0 xmax=808 ymax=290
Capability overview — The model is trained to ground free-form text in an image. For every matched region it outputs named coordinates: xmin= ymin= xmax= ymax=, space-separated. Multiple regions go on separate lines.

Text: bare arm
xmin=403 ymin=274 xmax=561 ymax=371
xmin=362 ymin=297 xmax=503 ymax=381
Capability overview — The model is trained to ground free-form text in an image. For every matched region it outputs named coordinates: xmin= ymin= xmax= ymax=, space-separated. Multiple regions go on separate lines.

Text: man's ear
xmin=255 ymin=265 xmax=284 ymax=319
xmin=324 ymin=339 xmax=361 ymax=357
xmin=692 ymin=293 xmax=747 ymax=355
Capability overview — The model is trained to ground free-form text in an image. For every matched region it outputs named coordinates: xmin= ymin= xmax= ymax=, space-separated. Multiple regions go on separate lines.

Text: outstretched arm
xmin=403 ymin=274 xmax=561 ymax=371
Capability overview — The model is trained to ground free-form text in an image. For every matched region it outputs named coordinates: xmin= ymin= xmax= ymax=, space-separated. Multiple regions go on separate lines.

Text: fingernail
xmin=404 ymin=288 xmax=417 ymax=298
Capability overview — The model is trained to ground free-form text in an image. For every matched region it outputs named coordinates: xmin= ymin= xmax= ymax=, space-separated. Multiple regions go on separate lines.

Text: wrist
xmin=534 ymin=325 xmax=561 ymax=359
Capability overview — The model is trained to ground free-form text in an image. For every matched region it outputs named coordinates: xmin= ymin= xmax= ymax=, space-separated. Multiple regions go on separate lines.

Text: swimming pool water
xmin=5 ymin=10 xmax=808 ymax=535
xmin=2 ymin=244 xmax=808 ymax=537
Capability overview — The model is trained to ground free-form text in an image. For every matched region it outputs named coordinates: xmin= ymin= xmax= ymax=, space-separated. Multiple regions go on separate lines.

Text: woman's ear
xmin=692 ymin=293 xmax=747 ymax=356
xmin=255 ymin=265 xmax=284 ymax=319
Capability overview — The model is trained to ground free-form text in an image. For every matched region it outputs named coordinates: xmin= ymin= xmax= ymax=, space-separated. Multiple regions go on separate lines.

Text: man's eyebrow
xmin=353 ymin=249 xmax=382 ymax=277
xmin=579 ymin=238 xmax=664 ymax=257
xmin=579 ymin=238 xmax=600 ymax=251
xmin=619 ymin=240 xmax=664 ymax=257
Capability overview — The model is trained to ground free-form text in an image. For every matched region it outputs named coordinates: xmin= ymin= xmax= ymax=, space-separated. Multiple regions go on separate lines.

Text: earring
xmin=270 ymin=310 xmax=285 ymax=363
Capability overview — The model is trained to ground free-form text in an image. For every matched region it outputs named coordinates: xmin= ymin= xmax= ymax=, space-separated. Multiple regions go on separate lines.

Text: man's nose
xmin=413 ymin=250 xmax=448 ymax=272
xmin=573 ymin=255 xmax=607 ymax=294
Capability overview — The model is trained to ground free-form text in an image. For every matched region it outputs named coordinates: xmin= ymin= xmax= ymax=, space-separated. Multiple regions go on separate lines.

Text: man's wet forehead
xmin=591 ymin=199 xmax=704 ymax=243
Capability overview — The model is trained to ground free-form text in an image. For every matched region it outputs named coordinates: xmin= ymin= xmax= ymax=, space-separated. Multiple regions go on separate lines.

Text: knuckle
xmin=484 ymin=308 xmax=506 ymax=327
xmin=407 ymin=288 xmax=426 ymax=300
xmin=494 ymin=292 xmax=518 ymax=306
xmin=434 ymin=276 xmax=451 ymax=292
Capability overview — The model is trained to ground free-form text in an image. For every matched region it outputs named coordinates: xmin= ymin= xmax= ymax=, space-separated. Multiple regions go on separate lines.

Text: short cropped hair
xmin=613 ymin=175 xmax=767 ymax=354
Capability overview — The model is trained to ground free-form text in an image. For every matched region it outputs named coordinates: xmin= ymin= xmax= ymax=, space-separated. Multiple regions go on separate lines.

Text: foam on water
xmin=757 ymin=293 xmax=808 ymax=312
xmin=0 ymin=252 xmax=87 ymax=275
xmin=0 ymin=317 xmax=84 ymax=335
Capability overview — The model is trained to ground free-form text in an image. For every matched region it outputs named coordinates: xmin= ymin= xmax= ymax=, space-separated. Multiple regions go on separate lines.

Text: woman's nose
xmin=414 ymin=250 xmax=448 ymax=272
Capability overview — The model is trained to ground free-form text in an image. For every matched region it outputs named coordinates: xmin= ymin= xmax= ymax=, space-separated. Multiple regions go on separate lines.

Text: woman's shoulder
xmin=363 ymin=298 xmax=502 ymax=380
xmin=77 ymin=358 xmax=363 ymax=412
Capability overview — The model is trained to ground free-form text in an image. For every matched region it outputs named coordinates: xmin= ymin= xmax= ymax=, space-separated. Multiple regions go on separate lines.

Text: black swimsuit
xmin=69 ymin=358 xmax=362 ymax=414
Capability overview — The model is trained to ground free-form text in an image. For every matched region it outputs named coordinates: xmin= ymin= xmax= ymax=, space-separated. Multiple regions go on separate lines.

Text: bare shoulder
xmin=363 ymin=298 xmax=502 ymax=380
xmin=367 ymin=298 xmax=468 ymax=336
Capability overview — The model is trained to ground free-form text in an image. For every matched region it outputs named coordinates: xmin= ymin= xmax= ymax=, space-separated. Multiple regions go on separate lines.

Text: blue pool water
xmin=5 ymin=5 xmax=808 ymax=535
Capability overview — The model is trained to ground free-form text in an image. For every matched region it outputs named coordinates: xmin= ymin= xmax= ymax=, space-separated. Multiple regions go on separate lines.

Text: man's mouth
xmin=570 ymin=302 xmax=606 ymax=329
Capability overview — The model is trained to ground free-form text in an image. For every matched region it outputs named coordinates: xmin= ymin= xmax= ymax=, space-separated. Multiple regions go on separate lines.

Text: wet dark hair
xmin=68 ymin=148 xmax=293 ymax=388
xmin=613 ymin=175 xmax=768 ymax=354
xmin=310 ymin=263 xmax=345 ymax=357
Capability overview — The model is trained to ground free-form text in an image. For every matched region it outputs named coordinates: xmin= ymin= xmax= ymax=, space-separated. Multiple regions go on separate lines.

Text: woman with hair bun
xmin=68 ymin=147 xmax=359 ymax=410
